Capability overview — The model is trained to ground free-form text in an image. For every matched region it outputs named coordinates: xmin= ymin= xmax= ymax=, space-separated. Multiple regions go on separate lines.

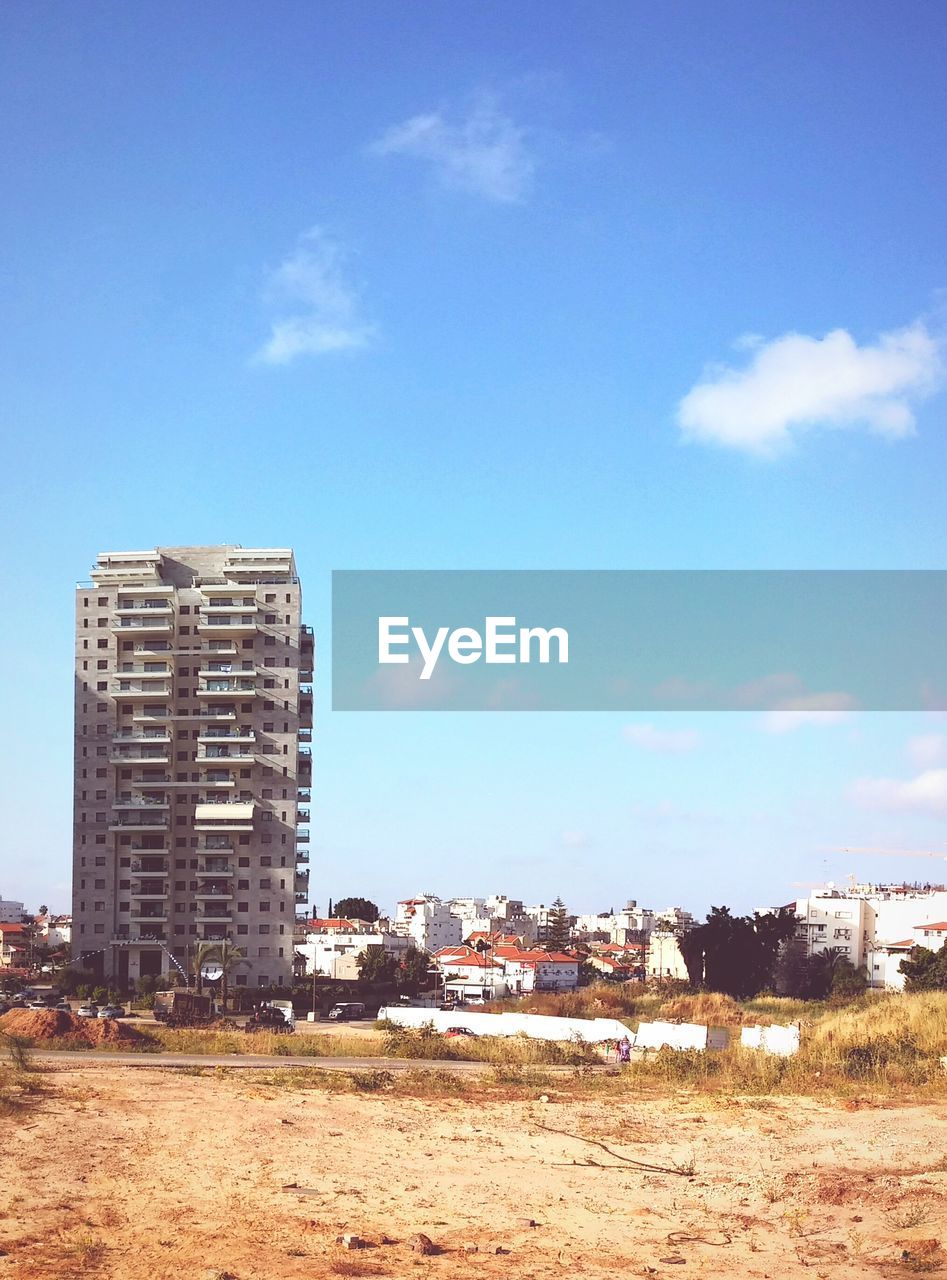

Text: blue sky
xmin=2 ymin=2 xmax=947 ymax=916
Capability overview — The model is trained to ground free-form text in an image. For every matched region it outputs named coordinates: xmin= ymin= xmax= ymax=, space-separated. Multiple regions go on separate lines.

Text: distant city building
xmin=35 ymin=914 xmax=72 ymax=949
xmin=71 ymin=546 xmax=313 ymax=991
xmin=0 ymin=896 xmax=26 ymax=924
xmin=392 ymin=895 xmax=463 ymax=951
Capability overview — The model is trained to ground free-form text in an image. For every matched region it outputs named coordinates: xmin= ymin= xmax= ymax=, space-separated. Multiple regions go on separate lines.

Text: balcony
xmin=110 ymin=750 xmax=170 ymax=765
xmin=130 ymin=883 xmax=169 ymax=900
xmin=203 ymin=838 xmax=235 ymax=851
xmin=130 ymin=909 xmax=168 ymax=923
xmin=113 ymin=795 xmax=169 ymax=809
xmin=130 ymin=859 xmax=169 ymax=874
xmin=295 ymin=850 xmax=309 ymax=863
xmin=112 ymin=682 xmax=172 ymax=700
xmin=129 ymin=774 xmax=172 ymax=786
xmin=298 ymin=728 xmax=312 ymax=743
xmin=112 ymin=931 xmax=167 ymax=944
xmin=296 ymin=830 xmax=310 ymax=843
xmin=200 ymin=681 xmax=256 ymax=698
xmin=198 ymin=861 xmax=234 ymax=875
xmin=110 ymin=815 xmax=170 ymax=832
xmin=198 ymin=906 xmax=233 ymax=922
xmin=297 ymin=789 xmax=311 ymax=803
xmin=197 ymin=615 xmax=258 ymax=636
xmin=194 ymin=802 xmax=254 ymax=832
xmin=112 ymin=618 xmax=173 ymax=636
xmin=295 ymin=891 xmax=308 ymax=904
xmin=198 ymin=729 xmax=255 ymax=743
xmin=196 ymin=749 xmax=254 ymax=764
xmin=115 ymin=600 xmax=173 ymax=614
xmin=113 ymin=729 xmax=170 ymax=742
xmin=297 ymin=810 xmax=310 ymax=823
xmin=298 ymin=746 xmax=311 ymax=758
xmin=132 ymin=709 xmax=171 ymax=723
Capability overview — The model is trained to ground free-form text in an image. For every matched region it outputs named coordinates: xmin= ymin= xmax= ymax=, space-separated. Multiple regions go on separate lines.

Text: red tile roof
xmin=915 ymin=921 xmax=947 ymax=931
xmin=0 ymin=923 xmax=28 ymax=934
xmin=307 ymin=918 xmax=360 ymax=930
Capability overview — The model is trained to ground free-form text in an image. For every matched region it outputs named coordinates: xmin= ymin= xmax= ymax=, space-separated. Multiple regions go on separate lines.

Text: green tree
xmin=396 ymin=946 xmax=431 ymax=995
xmin=193 ymin=940 xmax=247 ymax=1010
xmin=334 ymin=897 xmax=380 ymax=923
xmin=546 ymin=897 xmax=571 ymax=949
xmin=357 ymin=945 xmax=399 ymax=984
xmin=677 ymin=906 xmax=798 ymax=999
xmin=900 ymin=942 xmax=947 ymax=991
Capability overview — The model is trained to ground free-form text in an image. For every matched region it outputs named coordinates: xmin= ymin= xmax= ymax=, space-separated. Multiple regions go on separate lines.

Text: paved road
xmin=25 ymin=1050 xmax=563 ymax=1074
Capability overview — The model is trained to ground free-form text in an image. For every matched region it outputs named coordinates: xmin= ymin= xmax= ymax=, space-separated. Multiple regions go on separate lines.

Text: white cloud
xmin=254 ymin=227 xmax=374 ymax=366
xmin=623 ymin=723 xmax=701 ymax=753
xmin=760 ymin=692 xmax=857 ymax=734
xmin=678 ymin=319 xmax=943 ymax=454
xmin=849 ymin=768 xmax=947 ymax=814
xmin=370 ymin=93 xmax=534 ymax=203
xmin=908 ymin=733 xmax=947 ymax=768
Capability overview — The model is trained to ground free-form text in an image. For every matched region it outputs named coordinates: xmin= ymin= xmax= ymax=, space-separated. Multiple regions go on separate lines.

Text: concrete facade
xmin=0 ymin=897 xmax=26 ymax=924
xmin=72 ymin=546 xmax=313 ymax=990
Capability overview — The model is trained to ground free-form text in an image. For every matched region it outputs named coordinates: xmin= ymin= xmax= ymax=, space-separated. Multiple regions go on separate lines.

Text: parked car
xmin=327 ymin=1002 xmax=366 ymax=1021
xmin=97 ymin=1005 xmax=125 ymax=1019
xmin=54 ymin=1000 xmax=72 ymax=1012
xmin=443 ymin=1026 xmax=477 ymax=1038
xmin=27 ymin=999 xmax=49 ymax=1010
xmin=76 ymin=1004 xmax=100 ymax=1018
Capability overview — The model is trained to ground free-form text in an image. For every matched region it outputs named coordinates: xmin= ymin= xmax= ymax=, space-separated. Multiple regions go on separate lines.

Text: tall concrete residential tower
xmin=72 ymin=547 xmax=313 ymax=991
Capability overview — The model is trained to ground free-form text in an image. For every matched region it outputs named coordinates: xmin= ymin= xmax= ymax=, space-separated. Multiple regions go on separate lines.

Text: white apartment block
xmin=392 ymin=895 xmax=463 ymax=952
xmin=448 ymin=894 xmax=536 ymax=943
xmin=72 ymin=546 xmax=313 ymax=990
xmin=792 ymin=891 xmax=875 ymax=969
xmin=0 ymin=897 xmax=26 ymax=924
xmin=574 ymin=900 xmax=655 ymax=944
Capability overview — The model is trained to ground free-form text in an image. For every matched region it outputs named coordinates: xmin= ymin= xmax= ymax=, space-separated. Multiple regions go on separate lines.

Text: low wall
xmin=378 ymin=1006 xmax=631 ymax=1044
xmin=740 ymin=1024 xmax=800 ymax=1056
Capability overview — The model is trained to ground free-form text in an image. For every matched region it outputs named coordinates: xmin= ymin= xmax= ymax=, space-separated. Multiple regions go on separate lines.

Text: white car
xmin=76 ymin=1004 xmax=99 ymax=1018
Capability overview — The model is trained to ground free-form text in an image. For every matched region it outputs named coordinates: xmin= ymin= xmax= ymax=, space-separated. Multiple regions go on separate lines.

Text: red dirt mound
xmin=0 ymin=1007 xmax=147 ymax=1047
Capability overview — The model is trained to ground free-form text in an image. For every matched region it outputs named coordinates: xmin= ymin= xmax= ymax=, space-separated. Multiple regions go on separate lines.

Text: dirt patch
xmin=0 ymin=1008 xmax=147 ymax=1048
xmin=3 ymin=1067 xmax=947 ymax=1279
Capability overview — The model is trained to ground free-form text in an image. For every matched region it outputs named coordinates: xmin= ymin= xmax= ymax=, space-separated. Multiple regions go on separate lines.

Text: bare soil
xmin=2 ymin=1065 xmax=946 ymax=1278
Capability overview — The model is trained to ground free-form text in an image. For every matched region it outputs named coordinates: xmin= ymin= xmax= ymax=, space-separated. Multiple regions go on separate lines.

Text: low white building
xmin=645 ymin=930 xmax=690 ymax=981
xmin=35 ymin=914 xmax=72 ymax=949
xmin=299 ymin=918 xmax=411 ymax=980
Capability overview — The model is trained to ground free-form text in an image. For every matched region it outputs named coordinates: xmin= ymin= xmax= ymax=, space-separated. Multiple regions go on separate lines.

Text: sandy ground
xmin=3 ymin=1066 xmax=947 ymax=1279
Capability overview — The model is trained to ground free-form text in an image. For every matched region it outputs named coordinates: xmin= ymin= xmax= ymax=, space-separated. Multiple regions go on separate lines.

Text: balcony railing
xmin=204 ymin=838 xmax=234 ymax=850
xmin=130 ymin=859 xmax=168 ymax=873
xmin=114 ymin=729 xmax=170 ymax=741
xmin=295 ymin=851 xmax=309 ymax=863
xmin=198 ymin=861 xmax=233 ymax=875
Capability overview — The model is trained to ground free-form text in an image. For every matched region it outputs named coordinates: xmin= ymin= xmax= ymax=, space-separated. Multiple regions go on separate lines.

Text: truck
xmin=153 ymin=990 xmax=217 ymax=1027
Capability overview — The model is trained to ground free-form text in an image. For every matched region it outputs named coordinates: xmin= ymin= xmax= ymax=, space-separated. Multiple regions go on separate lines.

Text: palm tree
xmin=192 ymin=939 xmax=248 ymax=1010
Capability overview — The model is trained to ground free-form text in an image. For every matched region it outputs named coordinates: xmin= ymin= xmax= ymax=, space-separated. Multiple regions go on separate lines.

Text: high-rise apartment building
xmin=72 ymin=546 xmax=313 ymax=991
